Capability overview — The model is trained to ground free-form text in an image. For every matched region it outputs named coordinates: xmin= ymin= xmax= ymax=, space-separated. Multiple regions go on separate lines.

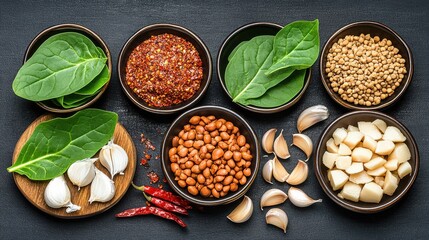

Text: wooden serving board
xmin=12 ymin=114 xmax=137 ymax=219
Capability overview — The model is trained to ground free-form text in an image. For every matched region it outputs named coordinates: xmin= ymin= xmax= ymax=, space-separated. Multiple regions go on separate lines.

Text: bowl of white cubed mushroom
xmin=315 ymin=111 xmax=419 ymax=213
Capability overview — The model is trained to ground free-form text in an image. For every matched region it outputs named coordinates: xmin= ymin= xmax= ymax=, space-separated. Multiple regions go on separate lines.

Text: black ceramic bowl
xmin=161 ymin=106 xmax=260 ymax=206
xmin=315 ymin=111 xmax=419 ymax=213
xmin=217 ymin=22 xmax=312 ymax=114
xmin=118 ymin=24 xmax=212 ymax=115
xmin=320 ymin=21 xmax=414 ymax=110
xmin=24 ymin=24 xmax=112 ymax=113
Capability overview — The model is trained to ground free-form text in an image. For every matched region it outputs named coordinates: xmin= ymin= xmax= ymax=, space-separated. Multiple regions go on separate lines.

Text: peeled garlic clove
xmin=274 ymin=130 xmax=290 ymax=159
xmin=44 ymin=175 xmax=81 ymax=213
xmin=262 ymin=128 xmax=277 ymax=154
xmin=67 ymin=158 xmax=97 ymax=190
xmin=99 ymin=140 xmax=129 ymax=179
xmin=286 ymin=160 xmax=308 ymax=185
xmin=297 ymin=105 xmax=329 ymax=133
xmin=288 ymin=187 xmax=322 ymax=207
xmin=260 ymin=189 xmax=288 ymax=210
xmin=89 ymin=168 xmax=115 ymax=204
xmin=272 ymin=155 xmax=289 ymax=182
xmin=266 ymin=208 xmax=288 ymax=233
xmin=292 ymin=134 xmax=313 ymax=161
xmin=227 ymin=195 xmax=253 ymax=223
xmin=262 ymin=159 xmax=274 ymax=184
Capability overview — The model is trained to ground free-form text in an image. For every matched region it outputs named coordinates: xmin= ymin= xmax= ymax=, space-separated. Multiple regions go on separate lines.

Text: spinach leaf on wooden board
xmin=225 ymin=36 xmax=295 ymax=104
xmin=12 ymin=32 xmax=107 ymax=101
xmin=7 ymin=109 xmax=118 ymax=180
xmin=266 ymin=20 xmax=319 ymax=74
xmin=228 ymin=41 xmax=247 ymax=61
xmin=74 ymin=64 xmax=109 ymax=95
xmin=243 ymin=69 xmax=306 ymax=107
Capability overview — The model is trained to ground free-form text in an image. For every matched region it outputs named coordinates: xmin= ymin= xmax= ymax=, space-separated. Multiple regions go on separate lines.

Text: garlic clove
xmin=288 ymin=187 xmax=322 ymax=207
xmin=67 ymin=158 xmax=97 ymax=191
xmin=99 ymin=140 xmax=129 ymax=179
xmin=297 ymin=105 xmax=329 ymax=133
xmin=274 ymin=130 xmax=290 ymax=159
xmin=272 ymin=155 xmax=289 ymax=182
xmin=260 ymin=189 xmax=288 ymax=210
xmin=265 ymin=208 xmax=288 ymax=233
xmin=89 ymin=168 xmax=115 ymax=204
xmin=262 ymin=128 xmax=277 ymax=154
xmin=44 ymin=175 xmax=81 ymax=213
xmin=111 ymin=143 xmax=128 ymax=176
xmin=227 ymin=195 xmax=253 ymax=223
xmin=286 ymin=160 xmax=308 ymax=185
xmin=262 ymin=159 xmax=274 ymax=184
xmin=292 ymin=134 xmax=313 ymax=161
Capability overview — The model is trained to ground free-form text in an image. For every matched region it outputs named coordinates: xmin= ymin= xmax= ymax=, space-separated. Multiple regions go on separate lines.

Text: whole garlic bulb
xmin=67 ymin=158 xmax=97 ymax=190
xmin=44 ymin=175 xmax=81 ymax=213
xmin=89 ymin=168 xmax=115 ymax=204
xmin=99 ymin=140 xmax=128 ymax=179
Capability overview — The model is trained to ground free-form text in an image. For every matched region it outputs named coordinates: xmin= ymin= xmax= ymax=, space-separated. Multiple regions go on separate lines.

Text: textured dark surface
xmin=0 ymin=0 xmax=428 ymax=239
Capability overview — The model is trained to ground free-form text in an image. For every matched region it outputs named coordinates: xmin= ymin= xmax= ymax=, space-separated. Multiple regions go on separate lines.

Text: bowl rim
xmin=314 ymin=110 xmax=419 ymax=213
xmin=23 ymin=23 xmax=112 ymax=113
xmin=216 ymin=22 xmax=312 ymax=114
xmin=319 ymin=21 xmax=414 ymax=111
xmin=117 ymin=23 xmax=213 ymax=115
xmin=161 ymin=105 xmax=261 ymax=206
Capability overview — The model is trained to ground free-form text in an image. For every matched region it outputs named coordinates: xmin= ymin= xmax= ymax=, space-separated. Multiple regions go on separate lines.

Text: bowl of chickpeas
xmin=161 ymin=105 xmax=260 ymax=206
xmin=320 ymin=21 xmax=413 ymax=110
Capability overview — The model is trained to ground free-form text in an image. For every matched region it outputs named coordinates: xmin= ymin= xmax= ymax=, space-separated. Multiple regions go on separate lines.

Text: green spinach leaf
xmin=228 ymin=41 xmax=247 ymax=61
xmin=12 ymin=32 xmax=107 ymax=101
xmin=266 ymin=20 xmax=319 ymax=74
xmin=7 ymin=109 xmax=117 ymax=180
xmin=74 ymin=64 xmax=109 ymax=95
xmin=225 ymin=36 xmax=295 ymax=104
xmin=243 ymin=69 xmax=306 ymax=107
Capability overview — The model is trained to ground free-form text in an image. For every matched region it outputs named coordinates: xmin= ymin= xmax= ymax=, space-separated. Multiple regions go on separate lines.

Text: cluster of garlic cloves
xmin=89 ymin=168 xmax=116 ymax=204
xmin=44 ymin=175 xmax=81 ymax=213
xmin=99 ymin=140 xmax=129 ymax=179
xmin=67 ymin=158 xmax=97 ymax=191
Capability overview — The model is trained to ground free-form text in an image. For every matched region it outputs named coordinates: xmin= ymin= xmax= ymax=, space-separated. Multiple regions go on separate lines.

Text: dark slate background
xmin=1 ymin=0 xmax=428 ymax=239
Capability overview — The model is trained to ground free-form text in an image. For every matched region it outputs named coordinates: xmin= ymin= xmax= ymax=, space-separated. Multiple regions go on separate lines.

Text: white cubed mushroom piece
xmin=351 ymin=147 xmax=373 ymax=163
xmin=340 ymin=181 xmax=362 ymax=202
xmin=323 ymin=151 xmax=339 ymax=169
xmin=375 ymin=140 xmax=395 ymax=155
xmin=329 ymin=170 xmax=349 ymax=191
xmin=397 ymin=162 xmax=412 ymax=179
xmin=388 ymin=143 xmax=411 ymax=163
xmin=372 ymin=119 xmax=387 ymax=133
xmin=360 ymin=182 xmax=384 ymax=203
xmin=383 ymin=170 xmax=399 ymax=196
xmin=383 ymin=126 xmax=406 ymax=142
xmin=333 ymin=127 xmax=348 ymax=145
xmin=358 ymin=121 xmax=382 ymax=140
xmin=343 ymin=131 xmax=364 ymax=149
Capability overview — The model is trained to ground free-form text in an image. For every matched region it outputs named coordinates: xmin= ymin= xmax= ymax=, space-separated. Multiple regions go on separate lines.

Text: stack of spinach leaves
xmin=12 ymin=32 xmax=109 ymax=109
xmin=225 ymin=20 xmax=320 ymax=108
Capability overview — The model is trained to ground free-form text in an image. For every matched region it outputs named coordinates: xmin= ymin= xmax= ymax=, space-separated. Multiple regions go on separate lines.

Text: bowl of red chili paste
xmin=118 ymin=24 xmax=212 ymax=114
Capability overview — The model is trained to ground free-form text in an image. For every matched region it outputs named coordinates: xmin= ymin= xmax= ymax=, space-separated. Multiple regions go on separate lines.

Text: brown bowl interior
xmin=320 ymin=21 xmax=413 ymax=110
xmin=24 ymin=24 xmax=112 ymax=113
xmin=118 ymin=24 xmax=212 ymax=114
xmin=217 ymin=22 xmax=312 ymax=113
xmin=161 ymin=106 xmax=260 ymax=206
xmin=315 ymin=111 xmax=419 ymax=213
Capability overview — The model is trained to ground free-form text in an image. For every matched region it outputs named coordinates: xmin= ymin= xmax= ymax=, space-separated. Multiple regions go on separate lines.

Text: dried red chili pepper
xmin=143 ymin=192 xmax=188 ymax=215
xmin=132 ymin=182 xmax=192 ymax=209
xmin=115 ymin=206 xmax=187 ymax=228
